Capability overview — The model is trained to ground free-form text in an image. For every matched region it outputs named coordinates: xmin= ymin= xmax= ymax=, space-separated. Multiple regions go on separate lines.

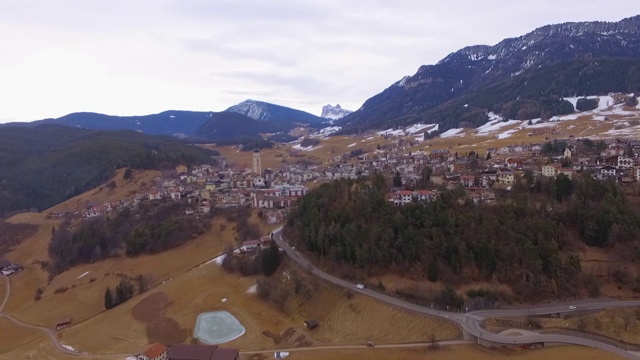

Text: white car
xmin=569 ymin=305 xmax=577 ymax=310
xmin=355 ymin=284 xmax=365 ymax=290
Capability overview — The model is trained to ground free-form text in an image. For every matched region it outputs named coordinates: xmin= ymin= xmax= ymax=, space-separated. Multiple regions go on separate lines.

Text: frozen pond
xmin=193 ymin=311 xmax=245 ymax=344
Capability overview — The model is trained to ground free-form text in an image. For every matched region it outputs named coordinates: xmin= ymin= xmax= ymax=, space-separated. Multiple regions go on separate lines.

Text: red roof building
xmin=139 ymin=343 xmax=168 ymax=360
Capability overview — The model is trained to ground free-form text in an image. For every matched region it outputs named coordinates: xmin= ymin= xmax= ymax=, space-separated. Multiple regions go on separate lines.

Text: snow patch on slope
xmin=476 ymin=113 xmax=520 ymax=134
xmin=440 ymin=128 xmax=464 ymax=138
xmin=563 ymin=95 xmax=615 ymax=112
xmin=310 ymin=126 xmax=341 ymax=138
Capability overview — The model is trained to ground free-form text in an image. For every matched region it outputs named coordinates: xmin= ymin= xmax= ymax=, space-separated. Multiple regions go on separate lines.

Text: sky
xmin=0 ymin=1 xmax=634 ymax=123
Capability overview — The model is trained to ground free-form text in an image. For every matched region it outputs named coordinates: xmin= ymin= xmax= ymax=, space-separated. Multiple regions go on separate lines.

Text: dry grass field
xmin=249 ymin=345 xmax=626 ymax=360
xmin=3 ymin=217 xmax=237 ymax=330
xmin=313 ymin=295 xmax=460 ymax=345
xmin=1 ymin=337 xmax=122 ymax=360
xmin=53 ymin=256 xmax=460 ymax=355
xmin=534 ymin=308 xmax=640 ymax=345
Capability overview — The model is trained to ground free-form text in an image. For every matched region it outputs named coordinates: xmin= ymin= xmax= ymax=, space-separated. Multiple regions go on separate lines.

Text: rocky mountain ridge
xmin=340 ymin=15 xmax=640 ymax=133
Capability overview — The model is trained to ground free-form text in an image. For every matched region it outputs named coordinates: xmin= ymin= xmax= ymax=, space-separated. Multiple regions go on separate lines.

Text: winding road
xmin=0 ymin=275 xmax=88 ymax=357
xmin=272 ymin=227 xmax=640 ymax=360
xmin=0 ymin=275 xmax=130 ymax=359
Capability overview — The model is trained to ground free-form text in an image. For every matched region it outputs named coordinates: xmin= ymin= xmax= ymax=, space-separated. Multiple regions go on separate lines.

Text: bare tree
xmin=622 ymin=309 xmax=636 ymax=331
xmin=427 ymin=334 xmax=439 ymax=351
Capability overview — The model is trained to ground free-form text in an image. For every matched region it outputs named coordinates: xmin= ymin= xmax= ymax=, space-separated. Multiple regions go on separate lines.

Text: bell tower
xmin=252 ymin=148 xmax=262 ymax=175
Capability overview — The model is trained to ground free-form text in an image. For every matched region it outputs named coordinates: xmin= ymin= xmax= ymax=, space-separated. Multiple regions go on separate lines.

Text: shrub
xmin=34 ymin=288 xmax=43 ymax=301
xmin=300 ymin=137 xmax=321 ymax=148
xmin=54 ymin=286 xmax=69 ymax=294
xmin=576 ymin=98 xmax=599 ymax=111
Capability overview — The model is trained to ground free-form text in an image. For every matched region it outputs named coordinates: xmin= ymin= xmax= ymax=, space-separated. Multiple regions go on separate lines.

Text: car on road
xmin=355 ymin=283 xmax=365 ymax=290
xmin=569 ymin=305 xmax=577 ymax=310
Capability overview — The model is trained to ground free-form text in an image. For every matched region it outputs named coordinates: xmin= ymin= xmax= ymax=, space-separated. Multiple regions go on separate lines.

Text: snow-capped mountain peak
xmin=226 ymin=100 xmax=271 ymax=121
xmin=321 ymin=104 xmax=353 ymax=120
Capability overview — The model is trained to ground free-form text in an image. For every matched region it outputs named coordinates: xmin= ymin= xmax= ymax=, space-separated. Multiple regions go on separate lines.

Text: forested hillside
xmin=0 ymin=125 xmax=218 ymax=215
xmin=48 ymin=201 xmax=212 ymax=275
xmin=286 ymin=173 xmax=640 ymax=301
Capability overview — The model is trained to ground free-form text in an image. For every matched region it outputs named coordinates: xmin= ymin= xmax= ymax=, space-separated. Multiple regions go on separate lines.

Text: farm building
xmin=55 ymin=317 xmax=73 ymax=331
xmin=167 ymin=344 xmax=238 ymax=360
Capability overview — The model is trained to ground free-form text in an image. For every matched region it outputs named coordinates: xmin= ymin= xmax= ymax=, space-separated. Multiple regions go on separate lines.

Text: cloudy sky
xmin=0 ymin=0 xmax=633 ymax=122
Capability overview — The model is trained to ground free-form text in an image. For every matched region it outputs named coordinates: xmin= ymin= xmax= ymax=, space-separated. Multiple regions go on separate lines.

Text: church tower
xmin=252 ymin=148 xmax=262 ymax=175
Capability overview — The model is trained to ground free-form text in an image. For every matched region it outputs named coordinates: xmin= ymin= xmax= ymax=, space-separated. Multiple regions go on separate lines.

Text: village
xmin=45 ymin=132 xmax=640 ymax=227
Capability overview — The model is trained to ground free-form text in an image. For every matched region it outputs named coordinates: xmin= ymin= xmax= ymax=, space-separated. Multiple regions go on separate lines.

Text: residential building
xmin=541 ymin=165 xmax=557 ymax=177
xmin=139 ymin=343 xmax=168 ymax=360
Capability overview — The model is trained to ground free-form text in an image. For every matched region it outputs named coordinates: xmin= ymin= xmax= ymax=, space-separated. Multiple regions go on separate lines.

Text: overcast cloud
xmin=0 ymin=0 xmax=633 ymax=122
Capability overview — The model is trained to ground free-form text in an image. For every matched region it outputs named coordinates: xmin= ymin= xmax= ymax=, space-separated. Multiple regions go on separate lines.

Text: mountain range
xmin=2 ymin=100 xmax=325 ymax=141
xmin=338 ymin=15 xmax=640 ymax=133
xmin=3 ymin=16 xmax=640 ymax=139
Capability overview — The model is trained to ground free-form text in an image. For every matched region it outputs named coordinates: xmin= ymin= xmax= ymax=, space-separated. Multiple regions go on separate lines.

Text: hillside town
xmin=46 ymin=135 xmax=640 ymax=224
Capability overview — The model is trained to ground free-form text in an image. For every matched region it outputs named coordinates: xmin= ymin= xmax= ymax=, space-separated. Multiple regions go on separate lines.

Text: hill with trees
xmin=286 ymin=173 xmax=640 ymax=302
xmin=0 ymin=125 xmax=217 ymax=215
xmin=48 ymin=201 xmax=212 ymax=275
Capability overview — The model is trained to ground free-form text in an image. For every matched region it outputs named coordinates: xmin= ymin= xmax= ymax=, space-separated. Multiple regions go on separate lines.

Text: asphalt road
xmin=272 ymin=227 xmax=640 ymax=360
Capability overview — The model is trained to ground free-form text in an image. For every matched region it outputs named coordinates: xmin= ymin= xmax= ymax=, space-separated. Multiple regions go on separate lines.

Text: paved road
xmin=240 ymin=339 xmax=473 ymax=355
xmin=272 ymin=227 xmax=640 ymax=360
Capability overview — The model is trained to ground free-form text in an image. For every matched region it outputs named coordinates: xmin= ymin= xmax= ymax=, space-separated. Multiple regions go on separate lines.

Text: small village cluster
xmin=47 ymin=149 xmax=311 ymax=224
xmin=326 ymin=137 xmax=640 ymax=206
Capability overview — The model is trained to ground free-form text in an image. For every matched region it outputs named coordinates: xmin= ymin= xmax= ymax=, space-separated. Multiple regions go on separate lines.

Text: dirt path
xmin=0 ymin=275 xmax=129 ymax=359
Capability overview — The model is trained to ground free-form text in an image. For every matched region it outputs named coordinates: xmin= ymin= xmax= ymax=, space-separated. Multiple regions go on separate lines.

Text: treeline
xmin=0 ymin=125 xmax=218 ymax=215
xmin=48 ymin=201 xmax=212 ymax=275
xmin=286 ymin=173 xmax=640 ymax=300
xmin=104 ymin=279 xmax=135 ymax=309
xmin=104 ymin=276 xmax=150 ymax=310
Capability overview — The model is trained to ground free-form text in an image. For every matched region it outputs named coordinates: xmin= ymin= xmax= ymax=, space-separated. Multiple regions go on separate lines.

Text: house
xmin=635 ymin=168 xmax=640 ymax=182
xmin=618 ymin=156 xmax=634 ymax=170
xmin=388 ymin=190 xmax=437 ymax=205
xmin=541 ymin=165 xmax=557 ymax=177
xmin=481 ymin=170 xmax=498 ymax=187
xmin=451 ymin=160 xmax=468 ymax=172
xmin=169 ymin=189 xmax=181 ymax=201
xmin=148 ymin=188 xmax=162 ymax=201
xmin=55 ymin=317 xmax=73 ymax=331
xmin=599 ymin=165 xmax=618 ymax=178
xmin=460 ymin=175 xmax=477 ymax=188
xmin=175 ymin=164 xmax=188 ymax=174
xmin=240 ymin=239 xmax=262 ymax=253
xmin=139 ymin=343 xmax=169 ymax=360
xmin=167 ymin=344 xmax=238 ymax=360
xmin=497 ymin=169 xmax=515 ymax=184
xmin=563 ymin=148 xmax=572 ymax=158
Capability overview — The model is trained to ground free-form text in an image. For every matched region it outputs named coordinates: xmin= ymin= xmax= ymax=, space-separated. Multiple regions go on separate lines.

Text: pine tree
xmin=104 ymin=287 xmax=114 ymax=309
xmin=262 ymin=241 xmax=281 ymax=276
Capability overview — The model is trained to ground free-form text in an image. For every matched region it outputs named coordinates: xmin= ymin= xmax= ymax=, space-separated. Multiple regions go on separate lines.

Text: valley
xmin=2 ymin=11 xmax=640 ymax=360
